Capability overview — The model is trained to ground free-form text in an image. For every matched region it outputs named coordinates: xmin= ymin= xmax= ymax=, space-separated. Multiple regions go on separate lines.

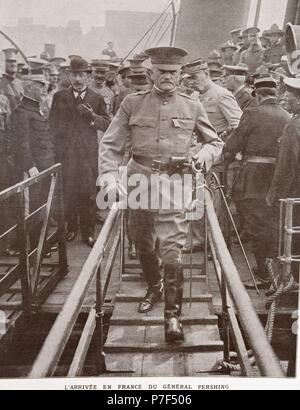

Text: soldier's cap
xmin=208 ymin=49 xmax=222 ymax=61
xmin=230 ymin=28 xmax=242 ymax=35
xmin=260 ymin=35 xmax=272 ymax=44
xmin=144 ymin=46 xmax=188 ymax=70
xmin=128 ymin=66 xmax=147 ymax=76
xmin=128 ymin=58 xmax=145 ymax=68
xmin=26 ymin=74 xmax=48 ymax=85
xmin=207 ymin=60 xmax=223 ymax=69
xmin=67 ymin=56 xmax=92 ymax=73
xmin=127 ymin=73 xmax=149 ymax=86
xmin=284 ymin=78 xmax=300 ymax=95
xmin=68 ymin=54 xmax=81 ymax=60
xmin=223 ymin=65 xmax=248 ymax=76
xmin=17 ymin=62 xmax=25 ymax=68
xmin=266 ymin=24 xmax=284 ymax=37
xmin=49 ymin=57 xmax=67 ymax=66
xmin=3 ymin=48 xmax=18 ymax=61
xmin=185 ymin=59 xmax=208 ymax=75
xmin=239 ymin=32 xmax=249 ymax=40
xmin=252 ymin=76 xmax=277 ymax=96
xmin=221 ymin=41 xmax=238 ymax=51
xmin=27 ymin=57 xmax=49 ymax=69
xmin=243 ymin=27 xmax=260 ymax=36
xmin=44 ymin=63 xmax=59 ymax=76
xmin=91 ymin=59 xmax=109 ymax=72
xmin=118 ymin=65 xmax=131 ymax=76
xmin=209 ymin=68 xmax=224 ymax=79
xmin=109 ymin=63 xmax=119 ymax=72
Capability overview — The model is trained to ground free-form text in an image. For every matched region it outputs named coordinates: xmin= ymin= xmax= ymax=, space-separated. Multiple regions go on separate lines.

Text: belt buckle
xmin=151 ymin=160 xmax=162 ymax=173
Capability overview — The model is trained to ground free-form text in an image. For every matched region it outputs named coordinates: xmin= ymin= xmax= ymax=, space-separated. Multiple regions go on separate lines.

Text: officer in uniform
xmin=223 ymin=65 xmax=254 ymax=111
xmin=233 ymin=31 xmax=250 ymax=66
xmin=208 ymin=50 xmax=223 ymax=70
xmin=221 ymin=41 xmax=238 ymax=66
xmin=267 ymin=78 xmax=300 ymax=282
xmin=230 ymin=28 xmax=242 ymax=47
xmin=240 ymin=27 xmax=265 ymax=73
xmin=112 ymin=65 xmax=132 ymax=116
xmin=226 ymin=77 xmax=290 ymax=288
xmin=90 ymin=60 xmax=114 ymax=116
xmin=0 ymin=49 xmax=23 ymax=111
xmin=265 ymin=24 xmax=286 ymax=65
xmin=99 ymin=47 xmax=223 ymax=343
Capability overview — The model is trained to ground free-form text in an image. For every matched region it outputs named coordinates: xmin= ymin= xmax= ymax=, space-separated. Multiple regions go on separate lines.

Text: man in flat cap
xmin=239 ymin=28 xmax=266 ymax=73
xmin=225 ymin=77 xmax=290 ymax=288
xmin=99 ymin=46 xmax=223 ymax=343
xmin=0 ymin=48 xmax=23 ymax=112
xmin=50 ymin=56 xmax=110 ymax=247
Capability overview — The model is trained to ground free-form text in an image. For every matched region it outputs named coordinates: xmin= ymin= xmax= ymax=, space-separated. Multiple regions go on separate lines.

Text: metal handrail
xmin=204 ymin=188 xmax=285 ymax=377
xmin=29 ymin=206 xmax=121 ymax=378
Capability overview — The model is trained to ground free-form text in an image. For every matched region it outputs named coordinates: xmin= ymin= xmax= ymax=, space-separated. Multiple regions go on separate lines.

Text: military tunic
xmin=226 ymin=98 xmax=290 ymax=260
xmin=89 ymin=81 xmax=115 ymax=116
xmin=240 ymin=45 xmax=265 ymax=73
xmin=234 ymin=85 xmax=255 ymax=111
xmin=99 ymin=88 xmax=223 ymax=264
xmin=0 ymin=74 xmax=23 ymax=112
xmin=268 ymin=113 xmax=300 ymax=277
xmin=264 ymin=42 xmax=286 ymax=65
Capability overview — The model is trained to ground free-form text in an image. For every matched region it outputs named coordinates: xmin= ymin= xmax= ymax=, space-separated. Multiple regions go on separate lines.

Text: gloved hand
xmin=77 ymin=103 xmax=96 ymax=121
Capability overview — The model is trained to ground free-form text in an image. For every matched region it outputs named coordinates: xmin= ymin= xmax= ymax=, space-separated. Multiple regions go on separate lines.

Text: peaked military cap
xmin=252 ymin=76 xmax=277 ymax=96
xmin=118 ymin=65 xmax=131 ymax=76
xmin=3 ymin=48 xmax=18 ymax=61
xmin=185 ymin=59 xmax=208 ymax=74
xmin=209 ymin=68 xmax=224 ymax=80
xmin=221 ymin=41 xmax=238 ymax=51
xmin=230 ymin=28 xmax=242 ymax=35
xmin=91 ymin=59 xmax=109 ymax=72
xmin=223 ymin=65 xmax=248 ymax=76
xmin=284 ymin=78 xmax=300 ymax=95
xmin=145 ymin=46 xmax=188 ymax=70
xmin=27 ymin=57 xmax=49 ymax=69
xmin=208 ymin=49 xmax=222 ymax=61
xmin=243 ymin=27 xmax=260 ymax=36
xmin=49 ymin=57 xmax=67 ymax=66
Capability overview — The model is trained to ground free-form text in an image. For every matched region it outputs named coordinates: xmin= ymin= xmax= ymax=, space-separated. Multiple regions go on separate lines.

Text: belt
xmin=133 ymin=155 xmax=171 ymax=172
xmin=245 ymin=156 xmax=276 ymax=164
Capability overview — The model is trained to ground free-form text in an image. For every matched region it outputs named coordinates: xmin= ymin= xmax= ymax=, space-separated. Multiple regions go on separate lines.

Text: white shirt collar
xmin=73 ymin=89 xmax=87 ymax=99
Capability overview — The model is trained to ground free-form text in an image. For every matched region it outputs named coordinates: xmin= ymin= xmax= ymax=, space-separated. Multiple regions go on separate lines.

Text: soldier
xmin=50 ymin=57 xmax=110 ymax=247
xmin=267 ymin=78 xmax=300 ymax=282
xmin=221 ymin=42 xmax=238 ymax=66
xmin=208 ymin=50 xmax=222 ymax=70
xmin=0 ymin=48 xmax=23 ymax=111
xmin=240 ymin=27 xmax=265 ymax=73
xmin=223 ymin=65 xmax=254 ymax=111
xmin=230 ymin=28 xmax=242 ymax=47
xmin=233 ymin=32 xmax=250 ymax=65
xmin=98 ymin=47 xmax=223 ymax=343
xmin=265 ymin=24 xmax=286 ymax=65
xmin=89 ymin=60 xmax=114 ymax=116
xmin=111 ymin=65 xmax=132 ymax=116
xmin=44 ymin=64 xmax=59 ymax=113
xmin=226 ymin=77 xmax=290 ymax=288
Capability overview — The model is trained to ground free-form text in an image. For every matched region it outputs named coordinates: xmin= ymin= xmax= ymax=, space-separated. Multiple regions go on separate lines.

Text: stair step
xmin=121 ymin=274 xmax=206 ymax=282
xmin=112 ymin=301 xmax=213 ymax=319
xmin=110 ymin=315 xmax=218 ymax=326
xmin=115 ymin=294 xmax=213 ymax=303
xmin=107 ymin=324 xmax=221 ymax=346
xmin=104 ymin=351 xmax=223 ymax=377
xmin=105 ymin=340 xmax=224 ymax=354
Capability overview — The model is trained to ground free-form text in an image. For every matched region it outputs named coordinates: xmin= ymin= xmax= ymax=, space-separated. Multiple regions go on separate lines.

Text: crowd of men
xmin=0 ymin=22 xmax=300 ymax=343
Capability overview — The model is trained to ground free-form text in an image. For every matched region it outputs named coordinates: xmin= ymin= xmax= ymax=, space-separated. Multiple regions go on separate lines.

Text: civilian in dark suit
xmin=226 ymin=77 xmax=290 ymax=288
xmin=49 ymin=57 xmax=110 ymax=247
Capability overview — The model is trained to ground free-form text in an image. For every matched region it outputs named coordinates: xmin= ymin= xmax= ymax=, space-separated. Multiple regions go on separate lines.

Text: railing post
xmin=95 ymin=263 xmax=106 ymax=374
xmin=221 ymin=270 xmax=230 ymax=366
xmin=17 ymin=190 xmax=32 ymax=318
xmin=283 ymin=200 xmax=294 ymax=284
xmin=120 ymin=210 xmax=125 ymax=279
xmin=56 ymin=168 xmax=68 ymax=277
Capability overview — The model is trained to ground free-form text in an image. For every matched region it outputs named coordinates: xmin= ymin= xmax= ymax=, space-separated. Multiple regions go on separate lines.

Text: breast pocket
xmin=172 ymin=118 xmax=194 ymax=154
xmin=129 ymin=116 xmax=157 ymax=151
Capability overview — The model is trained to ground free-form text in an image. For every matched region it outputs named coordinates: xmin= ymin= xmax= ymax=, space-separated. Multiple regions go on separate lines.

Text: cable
xmin=121 ymin=0 xmax=173 ymax=64
xmin=155 ymin=18 xmax=173 ymax=46
xmin=148 ymin=10 xmax=171 ymax=48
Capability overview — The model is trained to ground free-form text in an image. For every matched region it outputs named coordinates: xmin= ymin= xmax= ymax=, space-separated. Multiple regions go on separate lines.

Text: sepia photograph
xmin=0 ymin=0 xmax=299 ymax=392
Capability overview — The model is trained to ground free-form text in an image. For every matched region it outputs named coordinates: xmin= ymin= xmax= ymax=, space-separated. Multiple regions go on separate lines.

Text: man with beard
xmin=50 ymin=57 xmax=110 ymax=247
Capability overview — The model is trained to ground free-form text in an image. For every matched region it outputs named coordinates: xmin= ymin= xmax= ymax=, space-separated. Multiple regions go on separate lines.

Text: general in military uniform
xmin=226 ymin=77 xmax=290 ymax=288
xmin=99 ymin=47 xmax=224 ymax=343
xmin=50 ymin=57 xmax=110 ymax=247
xmin=223 ymin=65 xmax=254 ymax=111
xmin=267 ymin=78 xmax=300 ymax=282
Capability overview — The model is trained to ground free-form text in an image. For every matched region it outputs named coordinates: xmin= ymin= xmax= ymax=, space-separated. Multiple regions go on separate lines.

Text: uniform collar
xmin=20 ymin=95 xmax=42 ymax=113
xmin=258 ymin=97 xmax=278 ymax=106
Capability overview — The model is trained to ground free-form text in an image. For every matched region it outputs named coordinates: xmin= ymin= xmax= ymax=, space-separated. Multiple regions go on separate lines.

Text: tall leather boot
xmin=164 ymin=264 xmax=184 ymax=343
xmin=138 ymin=251 xmax=163 ymax=314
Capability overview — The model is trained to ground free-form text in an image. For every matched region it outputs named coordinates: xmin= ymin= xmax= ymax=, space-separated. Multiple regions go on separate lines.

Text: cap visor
xmin=153 ymin=64 xmax=182 ymax=71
